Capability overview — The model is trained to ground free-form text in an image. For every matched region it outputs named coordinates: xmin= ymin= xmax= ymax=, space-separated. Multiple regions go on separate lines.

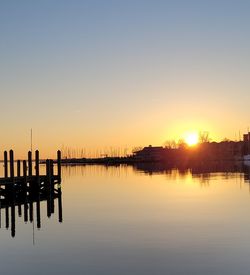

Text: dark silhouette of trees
xmin=164 ymin=140 xmax=178 ymax=149
xmin=199 ymin=131 xmax=210 ymax=143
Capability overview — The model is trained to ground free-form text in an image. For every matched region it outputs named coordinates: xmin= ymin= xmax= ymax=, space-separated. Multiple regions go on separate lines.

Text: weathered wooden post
xmin=9 ymin=150 xmax=14 ymax=179
xmin=35 ymin=150 xmax=39 ymax=177
xmin=46 ymin=159 xmax=49 ymax=180
xmin=35 ymin=150 xmax=40 ymax=192
xmin=4 ymin=151 xmax=8 ymax=178
xmin=23 ymin=160 xmax=27 ymax=187
xmin=28 ymin=151 xmax=32 ymax=177
xmin=46 ymin=159 xmax=53 ymax=185
xmin=50 ymin=159 xmax=54 ymax=178
xmin=50 ymin=160 xmax=55 ymax=214
xmin=17 ymin=160 xmax=21 ymax=177
xmin=57 ymin=150 xmax=61 ymax=180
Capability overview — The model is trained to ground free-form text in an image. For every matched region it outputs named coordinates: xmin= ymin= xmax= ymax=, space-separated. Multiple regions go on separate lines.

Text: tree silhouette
xmin=199 ymin=131 xmax=210 ymax=143
xmin=164 ymin=140 xmax=178 ymax=149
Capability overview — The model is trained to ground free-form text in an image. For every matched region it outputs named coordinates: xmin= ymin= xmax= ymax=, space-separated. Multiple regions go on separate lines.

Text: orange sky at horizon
xmin=0 ymin=119 xmax=246 ymax=159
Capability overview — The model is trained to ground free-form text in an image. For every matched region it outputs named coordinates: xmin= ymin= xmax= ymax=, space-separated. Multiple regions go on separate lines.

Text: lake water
xmin=1 ymin=163 xmax=250 ymax=275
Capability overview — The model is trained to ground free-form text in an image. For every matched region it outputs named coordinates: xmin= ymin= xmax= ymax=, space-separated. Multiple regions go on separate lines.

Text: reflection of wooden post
xmin=4 ymin=151 xmax=8 ymax=178
xmin=36 ymin=198 xmax=41 ymax=229
xmin=9 ymin=150 xmax=14 ymax=179
xmin=24 ymin=203 xmax=28 ymax=223
xmin=5 ymin=206 xmax=9 ymax=229
xmin=28 ymin=151 xmax=32 ymax=177
xmin=17 ymin=160 xmax=21 ymax=177
xmin=57 ymin=150 xmax=61 ymax=180
xmin=11 ymin=203 xmax=15 ymax=238
xmin=29 ymin=202 xmax=33 ymax=222
xmin=58 ymin=190 xmax=63 ymax=223
xmin=18 ymin=204 xmax=22 ymax=217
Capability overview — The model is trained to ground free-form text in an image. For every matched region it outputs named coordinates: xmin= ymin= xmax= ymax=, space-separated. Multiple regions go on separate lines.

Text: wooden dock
xmin=0 ymin=150 xmax=62 ymax=237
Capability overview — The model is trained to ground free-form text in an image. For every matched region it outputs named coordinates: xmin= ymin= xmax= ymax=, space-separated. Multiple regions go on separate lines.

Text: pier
xmin=0 ymin=150 xmax=62 ymax=237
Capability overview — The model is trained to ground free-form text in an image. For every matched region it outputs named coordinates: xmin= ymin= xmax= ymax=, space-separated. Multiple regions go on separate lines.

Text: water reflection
xmin=60 ymin=161 xmax=250 ymax=186
xmin=0 ymin=164 xmax=250 ymax=274
xmin=0 ymin=180 xmax=63 ymax=238
xmin=133 ymin=161 xmax=250 ymax=184
xmin=133 ymin=160 xmax=241 ymax=174
xmin=61 ymin=163 xmax=128 ymax=179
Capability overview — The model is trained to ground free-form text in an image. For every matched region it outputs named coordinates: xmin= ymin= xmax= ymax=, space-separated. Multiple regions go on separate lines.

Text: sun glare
xmin=184 ymin=132 xmax=199 ymax=146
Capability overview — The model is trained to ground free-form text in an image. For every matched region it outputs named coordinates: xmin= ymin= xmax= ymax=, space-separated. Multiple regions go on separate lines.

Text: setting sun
xmin=184 ymin=132 xmax=199 ymax=146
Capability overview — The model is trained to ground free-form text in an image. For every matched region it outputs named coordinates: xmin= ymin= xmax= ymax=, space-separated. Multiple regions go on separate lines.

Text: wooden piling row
xmin=0 ymin=150 xmax=63 ymax=237
xmin=1 ymin=150 xmax=61 ymax=180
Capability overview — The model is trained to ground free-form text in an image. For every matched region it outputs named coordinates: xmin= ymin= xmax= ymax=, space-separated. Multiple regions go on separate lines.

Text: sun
xmin=184 ymin=132 xmax=199 ymax=146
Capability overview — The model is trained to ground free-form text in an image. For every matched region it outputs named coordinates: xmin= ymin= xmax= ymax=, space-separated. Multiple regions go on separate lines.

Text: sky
xmin=1 ymin=0 xmax=250 ymax=158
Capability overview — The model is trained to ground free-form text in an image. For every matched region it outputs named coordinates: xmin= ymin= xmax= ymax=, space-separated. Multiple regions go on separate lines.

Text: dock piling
xmin=17 ymin=160 xmax=21 ymax=177
xmin=9 ymin=150 xmax=14 ymax=180
xmin=28 ymin=151 xmax=32 ymax=177
xmin=4 ymin=151 xmax=8 ymax=178
xmin=57 ymin=150 xmax=61 ymax=179
xmin=35 ymin=150 xmax=39 ymax=176
xmin=23 ymin=160 xmax=27 ymax=188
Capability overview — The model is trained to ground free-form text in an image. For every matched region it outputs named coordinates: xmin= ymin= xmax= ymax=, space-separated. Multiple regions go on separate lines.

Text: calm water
xmin=1 ymin=163 xmax=250 ymax=275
